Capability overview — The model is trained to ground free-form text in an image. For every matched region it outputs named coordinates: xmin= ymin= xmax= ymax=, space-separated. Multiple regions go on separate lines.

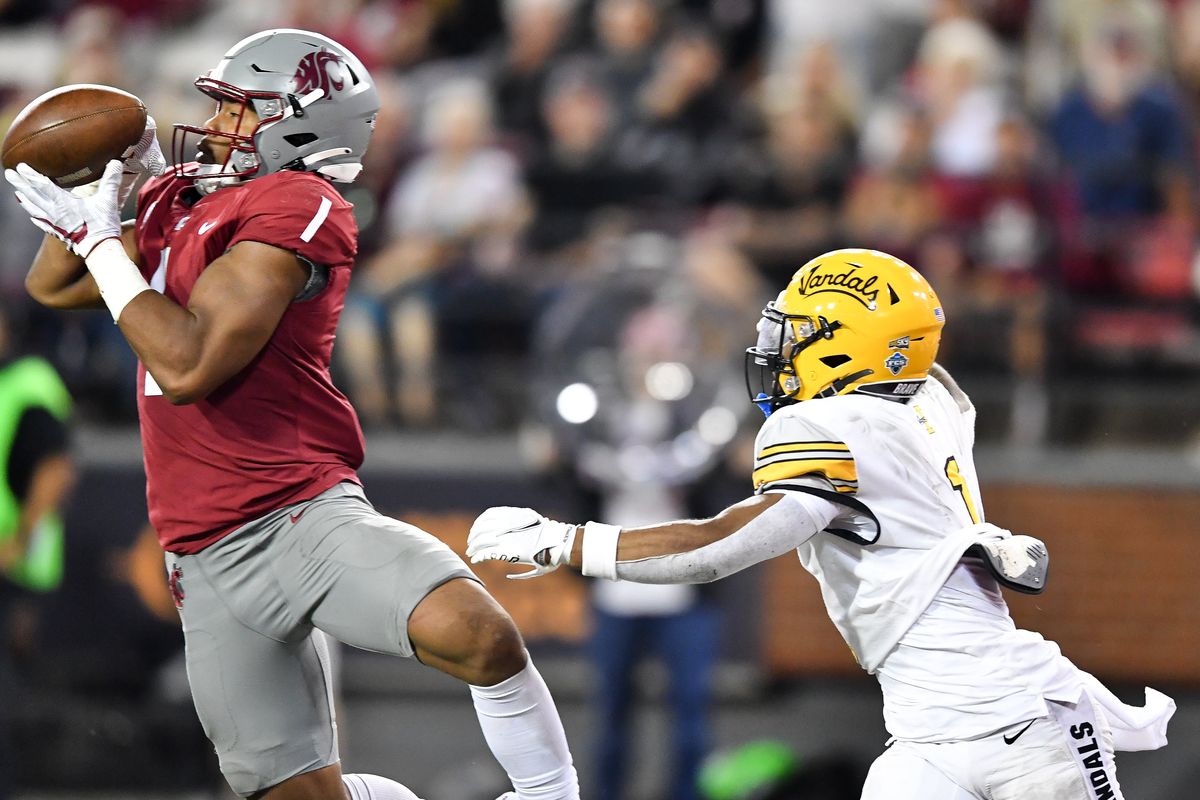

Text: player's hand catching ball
xmin=5 ymin=159 xmax=123 ymax=257
xmin=467 ymin=507 xmax=577 ymax=580
xmin=122 ymin=115 xmax=167 ymax=178
xmin=118 ymin=115 xmax=167 ymax=206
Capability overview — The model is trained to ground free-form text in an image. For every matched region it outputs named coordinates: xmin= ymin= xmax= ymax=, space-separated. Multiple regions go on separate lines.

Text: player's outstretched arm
xmin=467 ymin=491 xmax=839 ymax=584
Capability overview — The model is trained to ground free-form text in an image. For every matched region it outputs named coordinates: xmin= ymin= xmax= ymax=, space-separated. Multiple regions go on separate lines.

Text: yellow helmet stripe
xmin=752 ymin=457 xmax=858 ymax=492
xmin=757 ymin=440 xmax=851 ymax=459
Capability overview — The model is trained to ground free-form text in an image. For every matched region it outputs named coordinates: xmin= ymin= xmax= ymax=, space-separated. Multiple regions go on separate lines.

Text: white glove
xmin=5 ymin=160 xmax=123 ymax=257
xmin=118 ymin=115 xmax=167 ymax=206
xmin=123 ymin=115 xmax=168 ymax=176
xmin=6 ymin=163 xmax=86 ymax=247
xmin=966 ymin=523 xmax=1050 ymax=594
xmin=467 ymin=507 xmax=578 ymax=580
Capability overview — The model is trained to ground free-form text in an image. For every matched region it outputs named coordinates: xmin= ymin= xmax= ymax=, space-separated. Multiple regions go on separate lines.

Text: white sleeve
xmin=612 ymin=491 xmax=841 ymax=584
xmin=752 ymin=408 xmax=859 ymax=496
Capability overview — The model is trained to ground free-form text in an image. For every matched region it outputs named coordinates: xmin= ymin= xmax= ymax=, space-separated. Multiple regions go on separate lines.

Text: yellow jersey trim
xmin=758 ymin=440 xmax=851 ymax=459
xmin=753 ymin=457 xmax=858 ymax=494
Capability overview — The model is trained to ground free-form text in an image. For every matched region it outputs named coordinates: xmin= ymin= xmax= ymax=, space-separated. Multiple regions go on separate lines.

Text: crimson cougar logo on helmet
xmin=292 ymin=48 xmax=346 ymax=97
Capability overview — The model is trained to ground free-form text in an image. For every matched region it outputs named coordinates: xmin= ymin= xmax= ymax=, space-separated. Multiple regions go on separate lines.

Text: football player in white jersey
xmin=466 ymin=249 xmax=1175 ymax=800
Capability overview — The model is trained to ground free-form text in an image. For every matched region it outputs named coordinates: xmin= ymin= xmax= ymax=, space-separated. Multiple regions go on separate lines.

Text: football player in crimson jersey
xmin=466 ymin=250 xmax=1175 ymax=800
xmin=5 ymin=29 xmax=578 ymax=800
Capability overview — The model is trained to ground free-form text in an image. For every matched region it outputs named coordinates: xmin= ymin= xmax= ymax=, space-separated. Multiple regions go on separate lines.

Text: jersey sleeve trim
xmin=767 ymin=483 xmax=881 ymax=545
xmin=300 ymin=195 xmax=334 ymax=243
xmin=753 ymin=440 xmax=858 ymax=494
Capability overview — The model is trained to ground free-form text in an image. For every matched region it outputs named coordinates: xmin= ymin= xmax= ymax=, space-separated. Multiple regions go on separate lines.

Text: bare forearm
xmin=25 ymin=236 xmax=101 ymax=309
xmin=566 ymin=492 xmax=835 ymax=585
xmin=25 ymin=223 xmax=139 ymax=310
xmin=566 ymin=520 xmax=708 ymax=569
xmin=619 ymin=510 xmax=761 ymax=563
xmin=465 ymin=494 xmax=832 ymax=584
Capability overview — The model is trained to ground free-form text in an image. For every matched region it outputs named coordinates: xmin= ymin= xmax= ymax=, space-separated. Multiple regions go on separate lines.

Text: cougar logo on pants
xmin=168 ymin=564 xmax=185 ymax=609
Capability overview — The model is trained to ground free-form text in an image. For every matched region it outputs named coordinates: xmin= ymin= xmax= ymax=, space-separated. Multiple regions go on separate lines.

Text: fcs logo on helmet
xmin=745 ymin=248 xmax=945 ymax=415
xmin=885 ymin=351 xmax=909 ymax=375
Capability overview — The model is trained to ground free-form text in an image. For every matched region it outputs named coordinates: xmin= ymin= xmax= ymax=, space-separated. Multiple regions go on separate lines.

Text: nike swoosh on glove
xmin=467 ymin=506 xmax=577 ymax=580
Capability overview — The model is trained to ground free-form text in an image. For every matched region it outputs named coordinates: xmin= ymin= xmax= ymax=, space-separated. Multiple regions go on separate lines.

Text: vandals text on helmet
xmin=798 ymin=263 xmax=880 ymax=308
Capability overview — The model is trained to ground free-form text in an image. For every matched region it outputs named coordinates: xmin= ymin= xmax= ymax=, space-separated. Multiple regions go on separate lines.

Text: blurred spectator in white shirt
xmin=341 ymin=77 xmax=529 ymax=427
xmin=914 ymin=14 xmax=1006 ymax=177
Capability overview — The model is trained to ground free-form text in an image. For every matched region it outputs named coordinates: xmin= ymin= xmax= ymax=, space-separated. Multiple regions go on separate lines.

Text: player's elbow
xmin=164 ymin=389 xmax=200 ymax=406
xmin=151 ymin=354 xmax=225 ymax=404
xmin=25 ymin=275 xmax=69 ymax=309
xmin=163 ymin=385 xmax=209 ymax=405
xmin=158 ymin=373 xmax=213 ymax=405
xmin=24 ymin=273 xmax=46 ymax=302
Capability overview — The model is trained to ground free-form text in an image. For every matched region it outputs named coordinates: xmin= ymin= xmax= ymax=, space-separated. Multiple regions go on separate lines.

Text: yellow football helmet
xmin=745 ymin=248 xmax=945 ymax=414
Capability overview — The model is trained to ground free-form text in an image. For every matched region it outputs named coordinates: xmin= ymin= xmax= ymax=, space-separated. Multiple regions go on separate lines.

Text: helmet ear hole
xmin=820 ymin=354 xmax=852 ymax=368
xmin=283 ymin=132 xmax=319 ymax=147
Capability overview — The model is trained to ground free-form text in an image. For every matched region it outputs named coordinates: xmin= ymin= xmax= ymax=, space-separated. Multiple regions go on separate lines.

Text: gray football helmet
xmin=172 ymin=28 xmax=379 ymax=193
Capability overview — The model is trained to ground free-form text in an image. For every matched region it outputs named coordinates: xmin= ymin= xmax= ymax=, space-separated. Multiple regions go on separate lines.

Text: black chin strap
xmin=790 ymin=317 xmax=842 ymax=357
xmin=815 ymin=369 xmax=874 ymax=399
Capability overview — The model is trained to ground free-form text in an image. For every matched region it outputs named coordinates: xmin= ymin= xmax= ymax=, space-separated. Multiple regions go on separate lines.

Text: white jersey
xmin=751 ymin=367 xmax=1143 ymax=743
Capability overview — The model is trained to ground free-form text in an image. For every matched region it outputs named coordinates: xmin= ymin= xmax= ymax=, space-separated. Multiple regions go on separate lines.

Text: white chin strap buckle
xmin=970 ymin=535 xmax=1049 ymax=594
xmin=192 ymin=162 xmax=247 ymax=195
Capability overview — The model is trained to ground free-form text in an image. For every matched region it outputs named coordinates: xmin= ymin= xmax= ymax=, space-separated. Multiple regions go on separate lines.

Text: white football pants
xmin=861 ymin=691 xmax=1122 ymax=800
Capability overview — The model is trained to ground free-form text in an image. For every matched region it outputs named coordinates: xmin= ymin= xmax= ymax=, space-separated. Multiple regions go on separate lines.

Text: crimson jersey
xmin=133 ymin=169 xmax=364 ymax=554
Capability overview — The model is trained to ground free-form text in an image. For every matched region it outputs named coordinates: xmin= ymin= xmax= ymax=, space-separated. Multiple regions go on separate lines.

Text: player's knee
xmin=409 ymin=578 xmax=528 ymax=684
xmin=462 ymin=608 xmax=527 ymax=686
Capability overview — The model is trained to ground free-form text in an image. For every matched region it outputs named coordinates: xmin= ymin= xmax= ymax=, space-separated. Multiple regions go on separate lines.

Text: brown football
xmin=1 ymin=84 xmax=147 ymax=188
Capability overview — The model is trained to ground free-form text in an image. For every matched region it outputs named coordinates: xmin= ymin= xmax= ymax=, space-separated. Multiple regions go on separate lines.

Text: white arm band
xmin=610 ymin=491 xmax=842 ymax=585
xmin=581 ymin=521 xmax=622 ymax=580
xmin=85 ymin=237 xmax=152 ymax=321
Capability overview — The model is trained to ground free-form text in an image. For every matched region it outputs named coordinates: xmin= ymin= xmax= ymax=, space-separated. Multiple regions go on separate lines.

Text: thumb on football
xmin=100 ymin=159 xmax=125 ymax=187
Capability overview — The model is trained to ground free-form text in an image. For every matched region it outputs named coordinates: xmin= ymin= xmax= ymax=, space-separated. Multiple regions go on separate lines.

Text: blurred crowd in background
xmin=1 ymin=0 xmax=1199 ymax=447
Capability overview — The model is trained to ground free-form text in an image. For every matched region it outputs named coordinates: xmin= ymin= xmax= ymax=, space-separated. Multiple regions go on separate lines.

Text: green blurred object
xmin=698 ymin=739 xmax=799 ymax=800
xmin=0 ymin=356 xmax=71 ymax=591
